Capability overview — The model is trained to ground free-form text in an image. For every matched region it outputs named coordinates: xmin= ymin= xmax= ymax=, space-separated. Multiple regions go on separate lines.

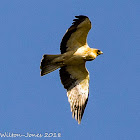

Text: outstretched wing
xmin=60 ymin=15 xmax=91 ymax=54
xmin=59 ymin=64 xmax=89 ymax=124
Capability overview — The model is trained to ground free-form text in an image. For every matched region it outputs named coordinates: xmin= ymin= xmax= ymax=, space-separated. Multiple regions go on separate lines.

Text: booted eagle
xmin=40 ymin=15 xmax=103 ymax=124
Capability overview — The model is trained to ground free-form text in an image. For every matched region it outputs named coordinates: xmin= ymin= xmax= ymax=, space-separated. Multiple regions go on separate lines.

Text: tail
xmin=40 ymin=54 xmax=62 ymax=76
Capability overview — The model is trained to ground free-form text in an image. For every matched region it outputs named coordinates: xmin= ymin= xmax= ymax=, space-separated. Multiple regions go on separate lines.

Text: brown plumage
xmin=40 ymin=15 xmax=103 ymax=124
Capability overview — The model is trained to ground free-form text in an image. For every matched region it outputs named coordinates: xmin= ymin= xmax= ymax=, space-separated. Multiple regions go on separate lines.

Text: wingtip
xmin=72 ymin=113 xmax=81 ymax=124
xmin=75 ymin=15 xmax=88 ymax=19
xmin=78 ymin=120 xmax=81 ymax=124
xmin=40 ymin=72 xmax=44 ymax=76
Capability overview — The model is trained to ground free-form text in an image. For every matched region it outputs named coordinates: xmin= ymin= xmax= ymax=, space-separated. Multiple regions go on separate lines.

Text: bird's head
xmin=96 ymin=49 xmax=103 ymax=56
xmin=91 ymin=48 xmax=103 ymax=58
xmin=86 ymin=48 xmax=103 ymax=61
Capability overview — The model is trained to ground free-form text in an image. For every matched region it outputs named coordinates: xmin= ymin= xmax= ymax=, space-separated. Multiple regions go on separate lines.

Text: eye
xmin=97 ymin=50 xmax=101 ymax=54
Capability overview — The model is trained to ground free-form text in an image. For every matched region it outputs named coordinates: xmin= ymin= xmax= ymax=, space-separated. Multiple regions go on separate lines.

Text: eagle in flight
xmin=40 ymin=15 xmax=103 ymax=124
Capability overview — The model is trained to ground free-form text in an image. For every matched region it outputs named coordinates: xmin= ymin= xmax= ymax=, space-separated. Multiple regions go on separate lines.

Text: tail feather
xmin=40 ymin=55 xmax=61 ymax=76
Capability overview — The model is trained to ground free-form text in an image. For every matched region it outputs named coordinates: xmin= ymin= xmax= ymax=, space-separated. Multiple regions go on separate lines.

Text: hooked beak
xmin=100 ymin=51 xmax=103 ymax=54
xmin=98 ymin=50 xmax=103 ymax=55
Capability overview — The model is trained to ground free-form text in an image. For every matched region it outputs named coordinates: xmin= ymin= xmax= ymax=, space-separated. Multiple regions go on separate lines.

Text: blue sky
xmin=0 ymin=0 xmax=139 ymax=139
